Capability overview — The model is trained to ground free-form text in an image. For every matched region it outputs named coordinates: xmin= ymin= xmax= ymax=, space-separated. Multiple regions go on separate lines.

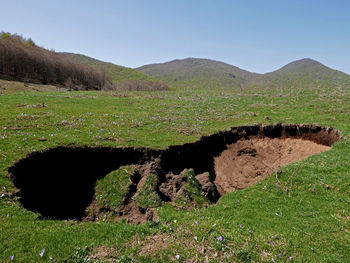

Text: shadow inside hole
xmin=9 ymin=147 xmax=157 ymax=219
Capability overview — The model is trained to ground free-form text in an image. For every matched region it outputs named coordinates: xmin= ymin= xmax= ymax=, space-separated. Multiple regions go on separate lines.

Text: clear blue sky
xmin=1 ymin=0 xmax=350 ymax=73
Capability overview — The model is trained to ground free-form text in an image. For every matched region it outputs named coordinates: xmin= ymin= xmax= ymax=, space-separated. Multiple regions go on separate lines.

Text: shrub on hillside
xmin=117 ymin=79 xmax=169 ymax=91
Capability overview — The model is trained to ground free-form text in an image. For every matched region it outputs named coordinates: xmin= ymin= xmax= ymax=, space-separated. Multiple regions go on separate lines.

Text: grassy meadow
xmin=0 ymin=80 xmax=350 ymax=262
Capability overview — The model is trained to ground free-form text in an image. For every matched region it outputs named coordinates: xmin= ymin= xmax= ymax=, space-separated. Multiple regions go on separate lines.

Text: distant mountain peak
xmin=279 ymin=58 xmax=324 ymax=70
xmin=293 ymin=58 xmax=320 ymax=64
xmin=136 ymin=57 xmax=259 ymax=89
xmin=249 ymin=57 xmax=350 ymax=89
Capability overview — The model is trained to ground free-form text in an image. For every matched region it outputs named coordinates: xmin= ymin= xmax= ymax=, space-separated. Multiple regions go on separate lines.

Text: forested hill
xmin=0 ymin=32 xmax=111 ymax=90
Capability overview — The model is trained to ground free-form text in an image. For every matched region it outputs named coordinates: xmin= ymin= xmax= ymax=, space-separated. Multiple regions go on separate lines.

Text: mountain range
xmin=59 ymin=54 xmax=350 ymax=90
xmin=136 ymin=57 xmax=350 ymax=89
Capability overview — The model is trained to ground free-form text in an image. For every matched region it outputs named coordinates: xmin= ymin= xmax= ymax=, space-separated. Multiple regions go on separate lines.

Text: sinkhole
xmin=8 ymin=124 xmax=341 ymax=223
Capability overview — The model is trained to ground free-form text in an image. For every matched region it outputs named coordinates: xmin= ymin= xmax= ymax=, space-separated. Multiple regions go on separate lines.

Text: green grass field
xmin=1 ymin=82 xmax=350 ymax=262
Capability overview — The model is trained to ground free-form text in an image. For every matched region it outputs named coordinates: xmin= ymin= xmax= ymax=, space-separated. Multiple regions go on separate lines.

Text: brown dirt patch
xmin=214 ymin=137 xmax=330 ymax=194
xmin=115 ymin=201 xmax=156 ymax=224
xmin=134 ymin=234 xmax=170 ymax=256
xmin=89 ymin=246 xmax=118 ymax=262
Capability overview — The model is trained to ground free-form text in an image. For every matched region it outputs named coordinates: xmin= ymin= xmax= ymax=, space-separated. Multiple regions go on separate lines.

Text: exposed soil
xmin=88 ymin=246 xmax=118 ymax=262
xmin=8 ymin=124 xmax=341 ymax=223
xmin=133 ymin=234 xmax=170 ymax=256
xmin=214 ymin=137 xmax=330 ymax=195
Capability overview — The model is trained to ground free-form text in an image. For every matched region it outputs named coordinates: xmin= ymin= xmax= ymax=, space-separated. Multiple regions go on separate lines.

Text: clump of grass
xmin=183 ymin=169 xmax=209 ymax=205
xmin=174 ymin=169 xmax=210 ymax=208
xmin=135 ymin=174 xmax=162 ymax=209
xmin=91 ymin=165 xmax=135 ymax=213
xmin=64 ymin=247 xmax=90 ymax=263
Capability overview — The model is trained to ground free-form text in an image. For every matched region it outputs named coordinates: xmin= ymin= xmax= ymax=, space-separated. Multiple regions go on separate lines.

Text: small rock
xmin=61 ymin=120 xmax=73 ymax=126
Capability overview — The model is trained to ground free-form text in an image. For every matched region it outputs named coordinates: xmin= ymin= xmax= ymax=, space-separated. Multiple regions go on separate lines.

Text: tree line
xmin=0 ymin=32 xmax=112 ymax=90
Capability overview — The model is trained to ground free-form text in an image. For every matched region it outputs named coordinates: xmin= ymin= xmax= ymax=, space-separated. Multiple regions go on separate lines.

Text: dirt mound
xmin=8 ymin=124 xmax=341 ymax=223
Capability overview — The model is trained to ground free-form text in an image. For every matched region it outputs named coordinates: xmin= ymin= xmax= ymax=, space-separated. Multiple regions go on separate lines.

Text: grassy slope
xmin=248 ymin=58 xmax=350 ymax=90
xmin=136 ymin=57 xmax=260 ymax=89
xmin=0 ymin=82 xmax=350 ymax=262
xmin=64 ymin=53 xmax=155 ymax=84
